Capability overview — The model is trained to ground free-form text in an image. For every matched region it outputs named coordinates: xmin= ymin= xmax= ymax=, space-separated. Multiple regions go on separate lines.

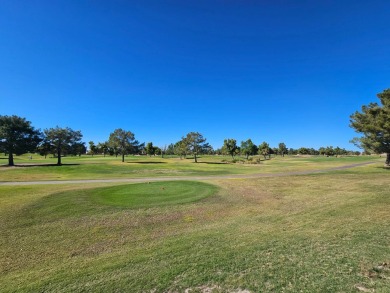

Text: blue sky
xmin=1 ymin=1 xmax=389 ymax=150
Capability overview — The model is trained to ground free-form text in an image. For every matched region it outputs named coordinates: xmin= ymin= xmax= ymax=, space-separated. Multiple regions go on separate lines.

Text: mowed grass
xmin=80 ymin=181 xmax=217 ymax=208
xmin=1 ymin=158 xmax=389 ymax=292
xmin=0 ymin=154 xmax=381 ymax=181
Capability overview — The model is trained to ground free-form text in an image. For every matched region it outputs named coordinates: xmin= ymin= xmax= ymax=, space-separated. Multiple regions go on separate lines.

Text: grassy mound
xmin=12 ymin=181 xmax=218 ymax=227
xmin=90 ymin=181 xmax=217 ymax=208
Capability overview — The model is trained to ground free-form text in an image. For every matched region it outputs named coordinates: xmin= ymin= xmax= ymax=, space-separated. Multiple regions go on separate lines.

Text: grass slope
xmin=0 ymin=158 xmax=389 ymax=292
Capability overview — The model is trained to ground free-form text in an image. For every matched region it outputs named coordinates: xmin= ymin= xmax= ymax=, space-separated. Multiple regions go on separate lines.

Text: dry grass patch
xmin=1 ymin=162 xmax=389 ymax=292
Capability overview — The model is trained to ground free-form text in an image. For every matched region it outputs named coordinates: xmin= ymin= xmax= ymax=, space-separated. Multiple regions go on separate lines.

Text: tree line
xmin=162 ymin=140 xmax=359 ymax=159
xmin=1 ymin=88 xmax=390 ymax=166
xmin=0 ymin=116 xmax=360 ymax=167
xmin=0 ymin=119 xmax=144 ymax=166
xmin=0 ymin=118 xmax=213 ymax=166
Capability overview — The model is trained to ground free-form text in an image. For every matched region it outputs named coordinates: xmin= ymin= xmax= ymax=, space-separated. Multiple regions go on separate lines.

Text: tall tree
xmin=278 ymin=142 xmax=288 ymax=157
xmin=222 ymin=138 xmax=239 ymax=159
xmin=258 ymin=141 xmax=271 ymax=160
xmin=108 ymin=128 xmax=139 ymax=162
xmin=184 ymin=132 xmax=210 ymax=163
xmin=240 ymin=139 xmax=257 ymax=159
xmin=0 ymin=115 xmax=42 ymax=166
xmin=350 ymin=89 xmax=390 ymax=166
xmin=44 ymin=127 xmax=83 ymax=166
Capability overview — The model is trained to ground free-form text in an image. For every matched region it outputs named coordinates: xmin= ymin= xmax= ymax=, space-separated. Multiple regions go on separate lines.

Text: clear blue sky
xmin=1 ymin=1 xmax=389 ymax=150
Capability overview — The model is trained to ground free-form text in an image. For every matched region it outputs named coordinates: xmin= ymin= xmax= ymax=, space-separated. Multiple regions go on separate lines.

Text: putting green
xmin=89 ymin=181 xmax=218 ymax=208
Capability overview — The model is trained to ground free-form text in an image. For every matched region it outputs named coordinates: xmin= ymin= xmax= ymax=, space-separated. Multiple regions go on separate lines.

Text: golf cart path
xmin=0 ymin=161 xmax=376 ymax=186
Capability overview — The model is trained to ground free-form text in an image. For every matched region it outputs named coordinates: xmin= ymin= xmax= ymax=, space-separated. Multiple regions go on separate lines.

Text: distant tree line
xmin=2 ymin=86 xmax=390 ymax=167
xmin=163 ymin=138 xmax=359 ymax=160
xmin=0 ymin=115 xmax=364 ymax=167
xmin=215 ymin=140 xmax=359 ymax=159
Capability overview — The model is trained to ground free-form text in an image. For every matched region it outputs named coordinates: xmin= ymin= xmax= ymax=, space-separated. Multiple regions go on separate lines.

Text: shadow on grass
xmin=0 ymin=164 xmax=80 ymax=168
xmin=374 ymin=166 xmax=390 ymax=170
xmin=196 ymin=162 xmax=229 ymax=165
xmin=126 ymin=161 xmax=167 ymax=164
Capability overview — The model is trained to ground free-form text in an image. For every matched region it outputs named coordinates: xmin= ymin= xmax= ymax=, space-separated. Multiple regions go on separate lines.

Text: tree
xmin=325 ymin=146 xmax=335 ymax=156
xmin=298 ymin=147 xmax=310 ymax=155
xmin=174 ymin=139 xmax=189 ymax=159
xmin=108 ymin=144 xmax=120 ymax=157
xmin=165 ymin=143 xmax=175 ymax=155
xmin=44 ymin=127 xmax=83 ymax=165
xmin=334 ymin=146 xmax=347 ymax=156
xmin=70 ymin=142 xmax=86 ymax=156
xmin=0 ymin=115 xmax=42 ymax=166
xmin=184 ymin=132 xmax=210 ymax=163
xmin=37 ymin=139 xmax=52 ymax=159
xmin=222 ymin=138 xmax=239 ymax=159
xmin=154 ymin=146 xmax=162 ymax=156
xmin=160 ymin=145 xmax=166 ymax=158
xmin=133 ymin=141 xmax=145 ymax=155
xmin=145 ymin=142 xmax=155 ymax=156
xmin=350 ymin=89 xmax=390 ymax=166
xmin=258 ymin=141 xmax=271 ymax=159
xmin=240 ymin=139 xmax=257 ymax=159
xmin=88 ymin=141 xmax=97 ymax=156
xmin=108 ymin=128 xmax=139 ymax=162
xmin=278 ymin=142 xmax=288 ymax=157
xmin=205 ymin=145 xmax=215 ymax=155
xmin=97 ymin=142 xmax=109 ymax=157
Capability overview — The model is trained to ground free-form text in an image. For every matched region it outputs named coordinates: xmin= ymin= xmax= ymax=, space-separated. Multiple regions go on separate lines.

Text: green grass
xmin=1 ymin=156 xmax=389 ymax=292
xmin=0 ymin=154 xmax=381 ymax=182
xmin=91 ymin=181 xmax=217 ymax=208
